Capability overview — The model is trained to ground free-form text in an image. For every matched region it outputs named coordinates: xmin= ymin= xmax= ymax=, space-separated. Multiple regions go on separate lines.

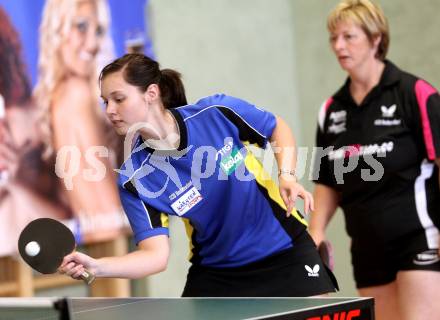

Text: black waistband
xmin=191 ymin=228 xmax=313 ymax=273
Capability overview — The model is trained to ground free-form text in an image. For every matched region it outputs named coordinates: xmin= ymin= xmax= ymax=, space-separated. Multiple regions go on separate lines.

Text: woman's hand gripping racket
xmin=18 ymin=218 xmax=95 ymax=285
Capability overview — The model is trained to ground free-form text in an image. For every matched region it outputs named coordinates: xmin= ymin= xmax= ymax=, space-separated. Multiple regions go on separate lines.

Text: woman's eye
xmin=96 ymin=25 xmax=105 ymax=37
xmin=75 ymin=21 xmax=89 ymax=34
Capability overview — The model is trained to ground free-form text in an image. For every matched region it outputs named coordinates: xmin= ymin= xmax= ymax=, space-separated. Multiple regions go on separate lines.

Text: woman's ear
xmin=144 ymin=84 xmax=160 ymax=103
xmin=372 ymin=34 xmax=382 ymax=51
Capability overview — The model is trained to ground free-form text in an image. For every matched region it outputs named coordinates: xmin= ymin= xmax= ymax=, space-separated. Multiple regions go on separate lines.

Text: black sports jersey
xmin=313 ymin=61 xmax=440 ymax=248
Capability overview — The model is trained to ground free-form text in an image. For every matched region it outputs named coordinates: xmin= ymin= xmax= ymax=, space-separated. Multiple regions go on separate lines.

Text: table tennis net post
xmin=55 ymin=298 xmax=71 ymax=320
xmin=0 ymin=298 xmax=71 ymax=320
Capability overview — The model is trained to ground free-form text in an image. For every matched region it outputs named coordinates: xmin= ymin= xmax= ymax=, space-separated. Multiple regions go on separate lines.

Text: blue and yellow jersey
xmin=118 ymin=94 xmax=307 ymax=267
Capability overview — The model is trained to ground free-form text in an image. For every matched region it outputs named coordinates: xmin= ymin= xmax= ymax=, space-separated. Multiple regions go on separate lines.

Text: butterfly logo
xmin=305 ymin=264 xmax=320 ymax=277
xmin=381 ymin=104 xmax=396 ymax=118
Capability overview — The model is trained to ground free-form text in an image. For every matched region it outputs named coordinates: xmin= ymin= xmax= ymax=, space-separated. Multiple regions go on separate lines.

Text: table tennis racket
xmin=318 ymin=240 xmax=334 ymax=271
xmin=18 ymin=218 xmax=95 ymax=285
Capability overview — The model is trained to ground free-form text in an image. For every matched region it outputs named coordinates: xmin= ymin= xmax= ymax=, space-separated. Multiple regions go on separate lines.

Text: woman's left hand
xmin=279 ymin=175 xmax=314 ymax=217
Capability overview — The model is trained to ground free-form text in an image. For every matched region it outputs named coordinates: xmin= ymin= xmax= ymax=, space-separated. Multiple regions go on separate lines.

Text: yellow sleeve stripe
xmin=243 ymin=146 xmax=308 ymax=226
xmin=160 ymin=213 xmax=169 ymax=228
xmin=182 ymin=218 xmax=194 ymax=261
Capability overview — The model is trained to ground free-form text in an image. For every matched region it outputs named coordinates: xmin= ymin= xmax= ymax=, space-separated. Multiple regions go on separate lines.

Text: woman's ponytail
xmin=159 ymin=69 xmax=187 ymax=109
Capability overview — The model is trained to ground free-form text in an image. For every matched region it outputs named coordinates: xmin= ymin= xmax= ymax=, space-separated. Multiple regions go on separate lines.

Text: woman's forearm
xmin=60 ymin=232 xmax=170 ymax=281
xmin=96 ymin=248 xmax=168 ymax=279
xmin=308 ymin=184 xmax=339 ymax=244
xmin=270 ymin=116 xmax=297 ymax=174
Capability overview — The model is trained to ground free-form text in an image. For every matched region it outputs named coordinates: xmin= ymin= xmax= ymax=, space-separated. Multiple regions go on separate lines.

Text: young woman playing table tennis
xmin=59 ymin=53 xmax=338 ymax=297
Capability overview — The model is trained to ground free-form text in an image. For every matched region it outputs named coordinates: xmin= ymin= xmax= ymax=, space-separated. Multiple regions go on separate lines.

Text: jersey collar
xmin=169 ymin=108 xmax=188 ymax=152
xmin=134 ymin=108 xmax=189 ymax=156
xmin=333 ymin=60 xmax=402 ymax=106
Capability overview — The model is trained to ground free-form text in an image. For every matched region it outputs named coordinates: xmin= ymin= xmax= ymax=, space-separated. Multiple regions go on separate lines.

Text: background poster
xmin=0 ymin=0 xmax=153 ymax=257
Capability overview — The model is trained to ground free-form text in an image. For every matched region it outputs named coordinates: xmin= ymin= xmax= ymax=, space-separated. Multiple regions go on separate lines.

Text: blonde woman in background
xmin=310 ymin=0 xmax=440 ymax=319
xmin=0 ymin=6 xmax=70 ymax=256
xmin=34 ymin=0 xmax=126 ymax=241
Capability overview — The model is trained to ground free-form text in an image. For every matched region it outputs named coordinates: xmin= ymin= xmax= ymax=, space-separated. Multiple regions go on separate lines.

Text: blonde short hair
xmin=327 ymin=0 xmax=389 ymax=60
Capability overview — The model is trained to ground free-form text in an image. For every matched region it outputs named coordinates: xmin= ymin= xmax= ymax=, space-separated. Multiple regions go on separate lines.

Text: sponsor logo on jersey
xmin=215 ymin=141 xmax=233 ymax=161
xmin=169 ymin=181 xmax=193 ymax=201
xmin=329 ymin=110 xmax=347 ymax=122
xmin=171 ymin=186 xmax=203 ymax=216
xmin=220 ymin=147 xmax=244 ymax=175
xmin=381 ymin=104 xmax=397 ymax=117
xmin=328 ymin=122 xmax=346 ymax=134
xmin=328 ymin=141 xmax=394 ymax=160
xmin=305 ymin=264 xmax=320 ymax=277
xmin=374 ymin=104 xmax=401 ymax=126
xmin=374 ymin=119 xmax=402 ymax=126
xmin=413 ymin=249 xmax=440 ymax=266
xmin=328 ymin=110 xmax=347 ymax=134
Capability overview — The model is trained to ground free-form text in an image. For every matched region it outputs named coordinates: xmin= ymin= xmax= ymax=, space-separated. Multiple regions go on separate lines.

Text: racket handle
xmin=80 ymin=269 xmax=96 ymax=285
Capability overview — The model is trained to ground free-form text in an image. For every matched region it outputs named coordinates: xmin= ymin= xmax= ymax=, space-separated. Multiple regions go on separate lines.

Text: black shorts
xmin=352 ymin=229 xmax=440 ymax=288
xmin=182 ymin=230 xmax=338 ymax=297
